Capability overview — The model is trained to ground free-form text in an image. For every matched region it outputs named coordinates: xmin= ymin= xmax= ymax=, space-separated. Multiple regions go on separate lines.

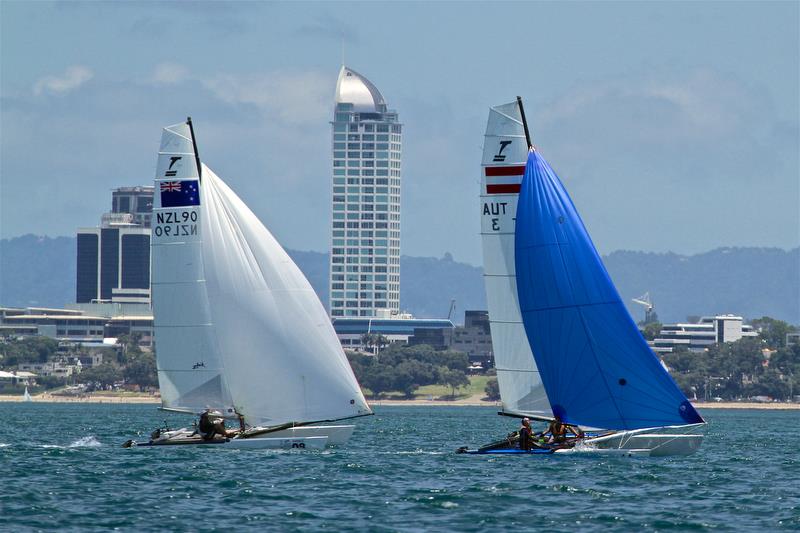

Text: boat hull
xmin=460 ymin=425 xmax=705 ymax=457
xmin=589 ymin=433 xmax=704 ymax=456
xmin=123 ymin=427 xmax=331 ymax=449
xmin=249 ymin=425 xmax=355 ymax=446
xmin=129 ymin=435 xmax=328 ymax=450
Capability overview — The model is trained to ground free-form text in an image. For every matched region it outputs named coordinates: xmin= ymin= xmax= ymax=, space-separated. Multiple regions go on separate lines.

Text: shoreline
xmin=1 ymin=393 xmax=798 ymax=410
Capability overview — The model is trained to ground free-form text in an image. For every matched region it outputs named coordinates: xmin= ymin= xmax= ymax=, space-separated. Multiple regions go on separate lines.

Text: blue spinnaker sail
xmin=514 ymin=151 xmax=703 ymax=430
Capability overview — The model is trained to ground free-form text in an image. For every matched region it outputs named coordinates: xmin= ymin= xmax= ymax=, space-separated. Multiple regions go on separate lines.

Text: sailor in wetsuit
xmin=518 ymin=418 xmax=534 ymax=451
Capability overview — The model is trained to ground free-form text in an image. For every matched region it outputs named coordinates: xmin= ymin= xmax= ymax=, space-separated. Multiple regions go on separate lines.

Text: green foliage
xmin=439 ymin=366 xmax=469 ymax=398
xmin=640 ymin=322 xmax=663 ymax=341
xmin=346 ymin=344 xmax=470 ymax=399
xmin=750 ymin=316 xmax=798 ymax=349
xmin=0 ymin=336 xmax=60 ymax=367
xmin=78 ymin=363 xmax=122 ymax=387
xmin=662 ymin=337 xmax=800 ymax=400
xmin=484 ymin=377 xmax=500 ymax=400
xmin=123 ymin=351 xmax=158 ymax=388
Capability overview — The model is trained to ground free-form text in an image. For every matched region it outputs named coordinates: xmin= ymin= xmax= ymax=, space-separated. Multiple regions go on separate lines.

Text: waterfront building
xmin=0 ymin=306 xmax=153 ymax=348
xmin=76 ymin=186 xmax=153 ymax=304
xmin=651 ymin=315 xmax=758 ymax=353
xmin=329 ymin=66 xmax=402 ymax=318
xmin=408 ymin=310 xmax=495 ymax=366
xmin=333 ymin=316 xmax=453 ymax=350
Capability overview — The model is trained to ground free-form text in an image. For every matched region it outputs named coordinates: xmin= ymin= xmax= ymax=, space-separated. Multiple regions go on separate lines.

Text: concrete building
xmin=408 ymin=310 xmax=495 ymax=366
xmin=450 ymin=311 xmax=494 ymax=366
xmin=0 ymin=306 xmax=153 ymax=348
xmin=111 ymin=186 xmax=154 ymax=228
xmin=329 ymin=66 xmax=402 ymax=318
xmin=333 ymin=317 xmax=453 ymax=350
xmin=651 ymin=315 xmax=758 ymax=353
xmin=77 ymin=186 xmax=153 ymax=305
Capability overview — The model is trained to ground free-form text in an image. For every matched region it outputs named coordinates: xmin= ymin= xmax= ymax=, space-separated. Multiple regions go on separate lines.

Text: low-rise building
xmin=0 ymin=306 xmax=153 ymax=348
xmin=333 ymin=316 xmax=454 ymax=350
xmin=407 ymin=310 xmax=495 ymax=366
xmin=18 ymin=358 xmax=82 ymax=378
xmin=651 ymin=315 xmax=758 ymax=354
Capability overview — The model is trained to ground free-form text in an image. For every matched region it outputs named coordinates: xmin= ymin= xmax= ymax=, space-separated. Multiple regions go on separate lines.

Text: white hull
xmin=555 ymin=447 xmax=652 ymax=457
xmin=227 ymin=436 xmax=327 ymax=450
xmin=250 ymin=425 xmax=355 ymax=446
xmin=127 ymin=427 xmax=329 ymax=449
xmin=586 ymin=427 xmax=705 ymax=456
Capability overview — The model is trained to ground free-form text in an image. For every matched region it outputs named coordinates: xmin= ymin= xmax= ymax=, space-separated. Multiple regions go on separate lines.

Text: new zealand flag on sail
xmin=160 ymin=180 xmax=200 ymax=208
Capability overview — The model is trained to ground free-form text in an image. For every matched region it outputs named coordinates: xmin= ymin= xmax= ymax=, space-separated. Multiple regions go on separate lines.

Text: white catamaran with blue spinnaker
xmin=459 ymin=98 xmax=705 ymax=456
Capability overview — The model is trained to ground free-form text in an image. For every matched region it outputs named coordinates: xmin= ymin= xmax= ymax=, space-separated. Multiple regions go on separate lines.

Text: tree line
xmin=346 ymin=343 xmax=470 ymax=398
xmin=0 ymin=334 xmax=157 ymax=391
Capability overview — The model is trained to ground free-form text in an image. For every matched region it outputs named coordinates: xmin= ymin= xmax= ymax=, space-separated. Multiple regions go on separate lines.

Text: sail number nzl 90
xmin=155 ymin=210 xmax=198 ymax=237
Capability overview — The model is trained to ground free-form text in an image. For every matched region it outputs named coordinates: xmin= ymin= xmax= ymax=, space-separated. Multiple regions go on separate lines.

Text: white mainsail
xmin=480 ymin=102 xmax=551 ymax=419
xmin=152 ymin=121 xmax=371 ymax=427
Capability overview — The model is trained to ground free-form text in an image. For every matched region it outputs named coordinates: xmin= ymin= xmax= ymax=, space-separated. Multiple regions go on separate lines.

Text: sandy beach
xmin=1 ymin=393 xmax=798 ymax=410
xmin=0 ymin=392 xmax=161 ymax=404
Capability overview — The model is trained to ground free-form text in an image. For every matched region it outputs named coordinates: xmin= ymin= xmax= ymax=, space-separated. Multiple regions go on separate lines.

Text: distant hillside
xmin=604 ymin=247 xmax=799 ymax=324
xmin=0 ymin=235 xmax=76 ymax=309
xmin=1 ymin=235 xmax=797 ymax=324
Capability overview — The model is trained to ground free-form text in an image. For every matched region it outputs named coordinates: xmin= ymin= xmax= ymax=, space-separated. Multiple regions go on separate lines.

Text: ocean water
xmin=2 ymin=404 xmax=798 ymax=531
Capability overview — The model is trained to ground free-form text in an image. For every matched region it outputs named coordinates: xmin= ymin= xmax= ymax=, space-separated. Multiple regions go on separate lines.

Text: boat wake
xmin=69 ymin=436 xmax=102 ymax=448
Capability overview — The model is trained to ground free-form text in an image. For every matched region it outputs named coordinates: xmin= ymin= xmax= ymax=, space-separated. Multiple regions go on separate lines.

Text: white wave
xmin=69 ymin=436 xmax=102 ymax=448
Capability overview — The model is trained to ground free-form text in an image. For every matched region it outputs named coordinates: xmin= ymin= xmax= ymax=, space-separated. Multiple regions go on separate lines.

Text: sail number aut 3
xmin=458 ymin=98 xmax=705 ymax=457
xmin=123 ymin=119 xmax=371 ymax=449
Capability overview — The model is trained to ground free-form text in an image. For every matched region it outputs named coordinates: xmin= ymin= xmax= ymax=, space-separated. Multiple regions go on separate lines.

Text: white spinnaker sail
xmin=480 ymin=102 xmax=551 ymax=418
xmin=152 ymin=122 xmax=233 ymax=415
xmin=199 ymin=166 xmax=371 ymax=427
xmin=152 ymin=121 xmax=371 ymax=427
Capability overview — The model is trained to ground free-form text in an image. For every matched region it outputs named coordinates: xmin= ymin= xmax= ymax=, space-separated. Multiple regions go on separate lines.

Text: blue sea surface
xmin=1 ymin=404 xmax=798 ymax=531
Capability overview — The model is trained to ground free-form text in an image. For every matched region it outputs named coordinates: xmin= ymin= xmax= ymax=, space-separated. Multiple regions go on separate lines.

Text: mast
xmin=186 ymin=116 xmax=203 ymax=181
xmin=516 ymin=96 xmax=533 ymax=151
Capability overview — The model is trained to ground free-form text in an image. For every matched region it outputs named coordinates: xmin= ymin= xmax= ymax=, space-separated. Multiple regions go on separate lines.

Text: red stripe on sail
xmin=486 ymin=184 xmax=521 ymax=194
xmin=485 ymin=165 xmax=525 ymax=176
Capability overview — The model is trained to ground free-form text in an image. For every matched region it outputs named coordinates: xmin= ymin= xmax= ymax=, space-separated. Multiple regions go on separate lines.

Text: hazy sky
xmin=1 ymin=1 xmax=798 ymax=265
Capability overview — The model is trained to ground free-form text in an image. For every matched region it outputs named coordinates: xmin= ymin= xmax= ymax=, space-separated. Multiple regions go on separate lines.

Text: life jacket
xmin=519 ymin=426 xmax=532 ymax=450
xmin=198 ymin=413 xmax=215 ymax=438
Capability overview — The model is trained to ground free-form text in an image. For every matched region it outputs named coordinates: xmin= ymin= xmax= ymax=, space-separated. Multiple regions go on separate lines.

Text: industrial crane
xmin=632 ymin=292 xmax=657 ymax=324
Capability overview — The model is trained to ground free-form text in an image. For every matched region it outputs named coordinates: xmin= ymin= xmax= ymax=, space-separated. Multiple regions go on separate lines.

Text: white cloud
xmin=33 ymin=66 xmax=94 ymax=96
xmin=150 ymin=62 xmax=190 ymax=85
xmin=539 ymin=68 xmax=764 ymax=144
xmin=201 ymin=71 xmax=331 ymax=126
xmin=142 ymin=64 xmax=331 ymax=126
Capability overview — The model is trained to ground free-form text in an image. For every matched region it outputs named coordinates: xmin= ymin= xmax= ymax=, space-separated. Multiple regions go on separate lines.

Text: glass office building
xmin=76 ymin=186 xmax=153 ymax=304
xmin=330 ymin=66 xmax=402 ymax=317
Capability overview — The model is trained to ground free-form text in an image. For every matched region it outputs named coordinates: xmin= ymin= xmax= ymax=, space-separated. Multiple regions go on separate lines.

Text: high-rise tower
xmin=329 ymin=66 xmax=402 ymax=318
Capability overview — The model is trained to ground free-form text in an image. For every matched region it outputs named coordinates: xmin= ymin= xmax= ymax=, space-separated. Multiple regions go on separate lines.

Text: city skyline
xmin=1 ymin=2 xmax=798 ymax=267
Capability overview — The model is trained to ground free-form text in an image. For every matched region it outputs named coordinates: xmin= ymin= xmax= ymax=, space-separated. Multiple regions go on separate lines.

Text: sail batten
xmin=514 ymin=150 xmax=703 ymax=430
